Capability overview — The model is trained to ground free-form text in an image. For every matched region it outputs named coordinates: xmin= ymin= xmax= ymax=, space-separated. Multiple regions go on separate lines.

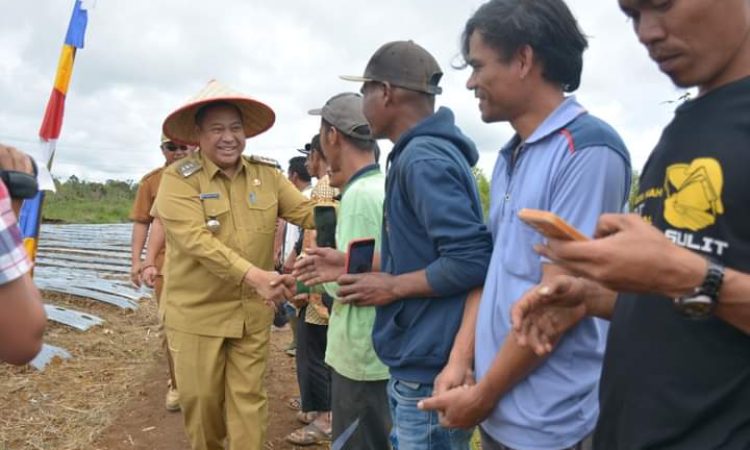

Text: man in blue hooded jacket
xmin=338 ymin=40 xmax=493 ymax=450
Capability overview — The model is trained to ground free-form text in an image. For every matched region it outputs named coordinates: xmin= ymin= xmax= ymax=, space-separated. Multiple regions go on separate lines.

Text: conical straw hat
xmin=163 ymin=80 xmax=275 ymax=145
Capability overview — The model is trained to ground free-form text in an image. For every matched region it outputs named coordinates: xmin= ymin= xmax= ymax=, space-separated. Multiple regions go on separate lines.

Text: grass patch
xmin=42 ymin=194 xmax=133 ymax=223
xmin=41 ymin=176 xmax=137 ymax=224
xmin=43 ymin=197 xmax=133 ymax=224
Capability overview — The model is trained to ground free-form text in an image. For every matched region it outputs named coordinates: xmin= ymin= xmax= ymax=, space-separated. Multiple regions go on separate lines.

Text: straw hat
xmin=162 ymin=80 xmax=275 ymax=145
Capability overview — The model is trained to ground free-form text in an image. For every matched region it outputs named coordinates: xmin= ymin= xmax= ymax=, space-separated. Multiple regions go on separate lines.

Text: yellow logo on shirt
xmin=663 ymin=158 xmax=724 ymax=231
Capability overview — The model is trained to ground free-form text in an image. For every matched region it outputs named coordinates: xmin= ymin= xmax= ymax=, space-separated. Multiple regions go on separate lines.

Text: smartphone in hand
xmin=518 ymin=209 xmax=589 ymax=241
xmin=314 ymin=205 xmax=337 ymax=248
xmin=345 ymin=238 xmax=376 ymax=274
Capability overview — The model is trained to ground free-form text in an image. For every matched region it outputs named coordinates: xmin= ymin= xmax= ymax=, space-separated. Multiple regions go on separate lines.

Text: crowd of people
xmin=1 ymin=0 xmax=749 ymax=449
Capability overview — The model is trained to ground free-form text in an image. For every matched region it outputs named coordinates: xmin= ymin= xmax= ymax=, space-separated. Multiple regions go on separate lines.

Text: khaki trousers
xmin=154 ymin=275 xmax=177 ymax=388
xmin=167 ymin=326 xmax=270 ymax=450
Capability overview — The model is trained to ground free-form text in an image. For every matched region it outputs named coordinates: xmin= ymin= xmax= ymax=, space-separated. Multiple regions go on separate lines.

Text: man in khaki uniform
xmin=154 ymin=80 xmax=315 ymax=450
xmin=129 ymin=134 xmax=193 ymax=411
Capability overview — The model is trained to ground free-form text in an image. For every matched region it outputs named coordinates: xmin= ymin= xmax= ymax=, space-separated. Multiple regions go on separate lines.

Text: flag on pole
xmin=19 ymin=0 xmax=90 ymax=262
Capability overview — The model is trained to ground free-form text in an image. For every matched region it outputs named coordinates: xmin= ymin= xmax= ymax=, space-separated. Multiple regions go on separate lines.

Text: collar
xmin=342 ymin=164 xmax=380 ymax=194
xmin=501 ymin=96 xmax=587 ymax=155
xmin=200 ymin=151 xmax=248 ymax=179
xmin=333 ymin=164 xmax=380 ymax=200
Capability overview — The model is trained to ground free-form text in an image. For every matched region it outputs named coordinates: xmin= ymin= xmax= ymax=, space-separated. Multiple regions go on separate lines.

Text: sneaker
xmin=165 ymin=387 xmax=180 ymax=412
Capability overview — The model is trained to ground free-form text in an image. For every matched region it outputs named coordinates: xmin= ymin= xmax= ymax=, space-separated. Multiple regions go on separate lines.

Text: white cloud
xmin=0 ymin=0 xmax=686 ymax=183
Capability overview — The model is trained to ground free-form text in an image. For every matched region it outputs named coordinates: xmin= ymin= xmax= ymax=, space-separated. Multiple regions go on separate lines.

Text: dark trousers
xmin=295 ymin=306 xmax=331 ymax=412
xmin=331 ymin=370 xmax=391 ymax=450
xmin=480 ymin=428 xmax=593 ymax=450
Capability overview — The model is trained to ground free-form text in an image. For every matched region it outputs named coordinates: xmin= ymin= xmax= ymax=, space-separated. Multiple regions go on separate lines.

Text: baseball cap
xmin=308 ymin=93 xmax=372 ymax=141
xmin=297 ymin=143 xmax=312 ymax=156
xmin=340 ymin=40 xmax=443 ymax=95
xmin=297 ymin=134 xmax=322 ymax=156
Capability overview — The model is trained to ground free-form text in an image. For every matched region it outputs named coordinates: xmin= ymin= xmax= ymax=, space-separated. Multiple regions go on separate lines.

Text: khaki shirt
xmin=130 ymin=166 xmax=164 ymax=223
xmin=154 ymin=152 xmax=315 ymax=338
xmin=130 ymin=166 xmax=166 ymax=268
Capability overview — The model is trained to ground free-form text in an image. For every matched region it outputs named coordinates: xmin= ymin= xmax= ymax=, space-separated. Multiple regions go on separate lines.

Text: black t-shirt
xmin=596 ymin=76 xmax=750 ymax=449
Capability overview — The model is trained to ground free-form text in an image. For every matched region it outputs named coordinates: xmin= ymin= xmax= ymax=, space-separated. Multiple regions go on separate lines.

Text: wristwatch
xmin=673 ymin=259 xmax=725 ymax=318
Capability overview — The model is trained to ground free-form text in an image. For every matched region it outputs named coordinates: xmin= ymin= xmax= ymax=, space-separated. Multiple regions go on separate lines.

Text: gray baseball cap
xmin=340 ymin=40 xmax=443 ymax=95
xmin=308 ymin=93 xmax=372 ymax=140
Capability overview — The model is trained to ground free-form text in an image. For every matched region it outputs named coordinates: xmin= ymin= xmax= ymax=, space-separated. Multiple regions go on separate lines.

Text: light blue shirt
xmin=475 ymin=97 xmax=631 ymax=450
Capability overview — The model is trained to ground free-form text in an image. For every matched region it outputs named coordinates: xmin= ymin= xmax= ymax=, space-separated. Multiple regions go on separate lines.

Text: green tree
xmin=43 ymin=175 xmax=138 ymax=224
xmin=473 ymin=167 xmax=490 ymax=220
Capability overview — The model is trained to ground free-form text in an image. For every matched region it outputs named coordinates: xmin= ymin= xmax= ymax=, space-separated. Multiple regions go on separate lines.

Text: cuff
xmin=228 ymin=257 xmax=253 ymax=286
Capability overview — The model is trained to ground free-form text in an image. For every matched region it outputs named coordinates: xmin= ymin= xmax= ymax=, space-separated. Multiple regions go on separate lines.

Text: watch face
xmin=675 ymin=294 xmax=714 ymax=319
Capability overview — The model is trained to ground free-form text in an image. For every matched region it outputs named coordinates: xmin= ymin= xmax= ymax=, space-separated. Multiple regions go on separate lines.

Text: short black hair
xmin=321 ymin=119 xmax=377 ymax=153
xmin=461 ymin=0 xmax=588 ymax=92
xmin=195 ymin=101 xmax=244 ymax=127
xmin=288 ymin=156 xmax=311 ymax=182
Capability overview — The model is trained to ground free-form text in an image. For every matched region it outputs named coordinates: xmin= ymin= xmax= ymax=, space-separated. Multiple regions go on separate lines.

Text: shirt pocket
xmin=246 ymin=191 xmax=278 ymax=234
xmin=201 ymin=198 xmax=235 ymax=242
xmin=502 ymin=215 xmax=543 ymax=282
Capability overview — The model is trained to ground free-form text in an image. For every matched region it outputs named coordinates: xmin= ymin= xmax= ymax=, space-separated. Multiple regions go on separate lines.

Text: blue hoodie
xmin=374 ymin=107 xmax=493 ymax=384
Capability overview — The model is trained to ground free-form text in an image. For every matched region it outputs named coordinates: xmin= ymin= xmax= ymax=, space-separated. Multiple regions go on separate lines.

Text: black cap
xmin=340 ymin=40 xmax=443 ymax=95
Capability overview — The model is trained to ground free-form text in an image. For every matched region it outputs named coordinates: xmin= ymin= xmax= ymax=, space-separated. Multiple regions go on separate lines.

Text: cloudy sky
xmin=0 ymin=0 xmax=688 ymax=183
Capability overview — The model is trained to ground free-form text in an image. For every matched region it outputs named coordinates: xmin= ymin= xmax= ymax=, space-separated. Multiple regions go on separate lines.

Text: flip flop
xmin=285 ymin=423 xmax=332 ymax=446
xmin=296 ymin=411 xmax=318 ymax=425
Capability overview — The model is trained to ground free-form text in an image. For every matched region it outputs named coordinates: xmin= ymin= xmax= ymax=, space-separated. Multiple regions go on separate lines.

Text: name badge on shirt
xmin=199 ymin=193 xmax=220 ymax=200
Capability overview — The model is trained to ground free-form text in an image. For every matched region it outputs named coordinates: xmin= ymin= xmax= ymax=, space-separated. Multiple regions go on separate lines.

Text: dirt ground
xmin=90 ymin=327 xmax=327 ymax=450
xmin=0 ymin=291 xmax=327 ymax=450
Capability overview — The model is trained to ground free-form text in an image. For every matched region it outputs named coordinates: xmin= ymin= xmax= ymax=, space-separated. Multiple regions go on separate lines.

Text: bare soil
xmin=0 ymin=292 xmax=326 ymax=450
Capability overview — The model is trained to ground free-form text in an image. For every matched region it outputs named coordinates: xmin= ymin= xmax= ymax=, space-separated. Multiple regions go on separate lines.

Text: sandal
xmin=296 ymin=410 xmax=318 ymax=424
xmin=285 ymin=423 xmax=331 ymax=446
xmin=286 ymin=397 xmax=301 ymax=411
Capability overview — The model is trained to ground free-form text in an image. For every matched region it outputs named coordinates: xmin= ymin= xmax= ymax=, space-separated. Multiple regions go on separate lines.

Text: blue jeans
xmin=388 ymin=378 xmax=474 ymax=450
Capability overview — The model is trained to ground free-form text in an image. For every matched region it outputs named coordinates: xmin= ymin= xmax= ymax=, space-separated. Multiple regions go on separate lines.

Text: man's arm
xmin=130 ymin=221 xmax=149 ymax=287
xmin=129 ymin=176 xmax=154 ymax=288
xmin=716 ymin=269 xmax=750 ymax=334
xmin=406 ymin=158 xmax=492 ymax=298
xmin=540 ymin=214 xmax=750 ymax=334
xmin=273 ymin=219 xmax=286 ymax=269
xmin=432 ymin=287 xmax=482 ymax=397
xmin=419 ymin=265 xmax=583 ymax=428
xmin=155 ymin=171 xmax=293 ymax=303
xmin=141 ymin=217 xmax=165 ymax=288
xmin=0 ymin=273 xmax=45 ymax=365
xmin=338 ymin=156 xmax=492 ymax=305
xmin=0 ymin=168 xmax=45 ymax=365
xmin=511 ymin=275 xmax=616 ymax=355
